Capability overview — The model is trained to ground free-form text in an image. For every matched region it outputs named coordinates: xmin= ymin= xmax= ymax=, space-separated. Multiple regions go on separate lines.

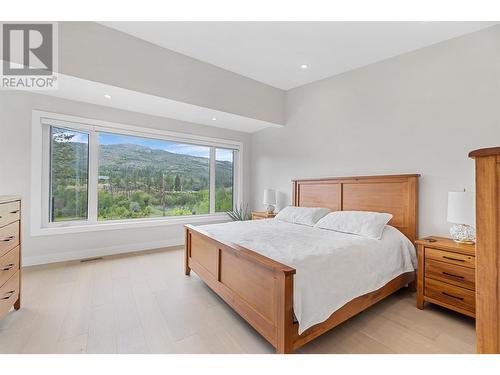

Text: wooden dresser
xmin=469 ymin=147 xmax=500 ymax=353
xmin=0 ymin=196 xmax=21 ymax=320
xmin=251 ymin=211 xmax=277 ymax=220
xmin=416 ymin=236 xmax=475 ymax=318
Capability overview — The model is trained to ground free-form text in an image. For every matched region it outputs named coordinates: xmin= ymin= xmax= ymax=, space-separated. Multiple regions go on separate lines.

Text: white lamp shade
xmin=447 ymin=191 xmax=475 ymax=226
xmin=263 ymin=189 xmax=276 ymax=205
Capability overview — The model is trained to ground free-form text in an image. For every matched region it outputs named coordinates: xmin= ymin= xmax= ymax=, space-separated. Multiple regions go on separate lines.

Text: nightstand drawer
xmin=251 ymin=212 xmax=276 ymax=220
xmin=425 ymin=278 xmax=475 ymax=313
xmin=425 ymin=247 xmax=475 ymax=269
xmin=0 ymin=221 xmax=19 ymax=258
xmin=251 ymin=214 xmax=265 ymax=220
xmin=425 ymin=259 xmax=475 ymax=290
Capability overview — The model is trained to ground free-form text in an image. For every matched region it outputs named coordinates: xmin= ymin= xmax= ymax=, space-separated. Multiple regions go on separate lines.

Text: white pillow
xmin=275 ymin=206 xmax=331 ymax=227
xmin=314 ymin=211 xmax=393 ymax=240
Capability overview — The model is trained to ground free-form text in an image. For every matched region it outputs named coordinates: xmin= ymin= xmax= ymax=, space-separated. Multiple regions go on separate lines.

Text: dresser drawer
xmin=0 ymin=271 xmax=20 ymax=320
xmin=0 ymin=201 xmax=20 ymax=228
xmin=425 ymin=247 xmax=475 ymax=269
xmin=425 ymin=259 xmax=475 ymax=290
xmin=425 ymin=277 xmax=475 ymax=313
xmin=0 ymin=221 xmax=20 ymax=258
xmin=0 ymin=246 xmax=20 ymax=287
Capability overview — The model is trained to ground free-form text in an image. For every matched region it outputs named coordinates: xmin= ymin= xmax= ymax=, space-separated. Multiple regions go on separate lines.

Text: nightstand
xmin=415 ymin=236 xmax=475 ymax=318
xmin=251 ymin=211 xmax=277 ymax=220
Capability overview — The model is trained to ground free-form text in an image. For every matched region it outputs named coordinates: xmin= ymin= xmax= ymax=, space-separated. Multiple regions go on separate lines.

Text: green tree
xmin=174 ymin=175 xmax=181 ymax=191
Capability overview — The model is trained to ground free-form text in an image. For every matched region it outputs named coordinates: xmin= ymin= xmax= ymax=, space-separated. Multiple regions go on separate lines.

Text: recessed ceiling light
xmin=211 ymin=117 xmax=217 ymax=121
xmin=104 ymin=94 xmax=111 ymax=99
xmin=300 ymin=64 xmax=309 ymax=70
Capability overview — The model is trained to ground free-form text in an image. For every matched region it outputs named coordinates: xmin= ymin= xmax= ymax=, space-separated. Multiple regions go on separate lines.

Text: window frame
xmin=31 ymin=110 xmax=243 ymax=236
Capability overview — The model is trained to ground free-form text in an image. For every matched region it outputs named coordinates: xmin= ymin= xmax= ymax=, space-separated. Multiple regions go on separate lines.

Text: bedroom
xmin=1 ymin=0 xmax=500 ymax=373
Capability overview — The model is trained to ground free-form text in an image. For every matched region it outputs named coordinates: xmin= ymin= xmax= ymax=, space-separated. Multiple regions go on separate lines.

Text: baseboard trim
xmin=22 ymin=238 xmax=183 ymax=266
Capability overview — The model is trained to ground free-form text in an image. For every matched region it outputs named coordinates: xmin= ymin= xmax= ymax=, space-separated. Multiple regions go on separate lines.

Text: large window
xmin=39 ymin=114 xmax=241 ymax=228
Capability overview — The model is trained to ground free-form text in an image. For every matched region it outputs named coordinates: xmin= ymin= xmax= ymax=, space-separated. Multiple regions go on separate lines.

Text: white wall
xmin=0 ymin=91 xmax=251 ymax=265
xmin=250 ymin=25 xmax=500 ymax=237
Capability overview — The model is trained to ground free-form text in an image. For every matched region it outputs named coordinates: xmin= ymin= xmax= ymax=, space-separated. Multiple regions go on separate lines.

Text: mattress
xmin=198 ymin=219 xmax=417 ymax=334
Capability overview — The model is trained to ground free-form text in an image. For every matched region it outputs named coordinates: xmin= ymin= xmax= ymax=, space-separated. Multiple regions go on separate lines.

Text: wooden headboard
xmin=292 ymin=174 xmax=419 ymax=242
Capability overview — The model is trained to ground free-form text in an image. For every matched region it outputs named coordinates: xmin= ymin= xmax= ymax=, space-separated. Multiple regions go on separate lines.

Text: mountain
xmin=52 ymin=138 xmax=234 ymax=191
xmin=98 ymin=143 xmax=233 ymax=188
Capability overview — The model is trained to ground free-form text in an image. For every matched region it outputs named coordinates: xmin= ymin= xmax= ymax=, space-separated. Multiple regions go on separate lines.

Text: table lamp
xmin=263 ymin=189 xmax=276 ymax=214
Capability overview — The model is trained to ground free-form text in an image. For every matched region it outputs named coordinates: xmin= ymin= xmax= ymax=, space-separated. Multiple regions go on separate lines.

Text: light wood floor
xmin=0 ymin=247 xmax=475 ymax=354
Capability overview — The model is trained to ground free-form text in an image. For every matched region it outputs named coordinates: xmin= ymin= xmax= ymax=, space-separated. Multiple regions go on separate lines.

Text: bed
xmin=184 ymin=174 xmax=419 ymax=353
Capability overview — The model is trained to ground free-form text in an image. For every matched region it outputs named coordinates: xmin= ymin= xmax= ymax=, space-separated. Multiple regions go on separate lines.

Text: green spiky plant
xmin=227 ymin=203 xmax=251 ymax=221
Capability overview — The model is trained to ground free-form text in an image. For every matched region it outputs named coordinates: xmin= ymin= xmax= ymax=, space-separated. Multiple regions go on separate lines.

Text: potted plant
xmin=226 ymin=204 xmax=251 ymax=221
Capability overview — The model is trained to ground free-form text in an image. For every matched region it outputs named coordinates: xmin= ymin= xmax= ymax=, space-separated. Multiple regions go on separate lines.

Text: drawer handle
xmin=9 ymin=210 xmax=20 ymax=214
xmin=1 ymin=263 xmax=14 ymax=271
xmin=0 ymin=236 xmax=15 ymax=242
xmin=1 ymin=290 xmax=15 ymax=300
xmin=442 ymin=291 xmax=464 ymax=301
xmin=442 ymin=271 xmax=465 ymax=279
xmin=443 ymin=256 xmax=465 ymax=262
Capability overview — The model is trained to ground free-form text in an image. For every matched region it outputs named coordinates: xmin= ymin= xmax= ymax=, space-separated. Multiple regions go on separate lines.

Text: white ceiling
xmin=101 ymin=22 xmax=497 ymax=90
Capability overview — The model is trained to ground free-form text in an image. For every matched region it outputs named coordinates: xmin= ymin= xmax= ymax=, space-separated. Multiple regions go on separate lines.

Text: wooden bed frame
xmin=184 ymin=174 xmax=419 ymax=353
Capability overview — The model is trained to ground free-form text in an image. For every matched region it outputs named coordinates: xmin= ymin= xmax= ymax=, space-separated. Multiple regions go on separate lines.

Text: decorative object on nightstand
xmin=415 ymin=236 xmax=475 ymax=318
xmin=447 ymin=190 xmax=475 ymax=244
xmin=0 ymin=195 xmax=22 ymax=320
xmin=263 ymin=189 xmax=276 ymax=214
xmin=251 ymin=211 xmax=277 ymax=220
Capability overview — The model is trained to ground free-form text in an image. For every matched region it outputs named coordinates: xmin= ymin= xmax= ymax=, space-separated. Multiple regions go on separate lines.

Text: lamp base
xmin=450 ymin=224 xmax=476 ymax=245
xmin=265 ymin=205 xmax=275 ymax=214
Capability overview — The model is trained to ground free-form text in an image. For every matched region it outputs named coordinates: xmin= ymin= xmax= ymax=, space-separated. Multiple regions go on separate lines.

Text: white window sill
xmin=31 ymin=213 xmax=231 ymax=236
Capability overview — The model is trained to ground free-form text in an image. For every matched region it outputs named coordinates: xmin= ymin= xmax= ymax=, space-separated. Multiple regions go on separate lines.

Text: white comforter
xmin=198 ymin=219 xmax=417 ymax=334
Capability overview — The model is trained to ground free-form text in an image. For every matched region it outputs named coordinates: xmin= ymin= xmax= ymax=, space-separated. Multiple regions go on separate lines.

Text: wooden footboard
xmin=185 ymin=224 xmax=296 ymax=353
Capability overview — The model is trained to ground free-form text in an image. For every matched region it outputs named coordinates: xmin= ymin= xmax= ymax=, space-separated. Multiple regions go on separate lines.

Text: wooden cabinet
xmin=469 ymin=147 xmax=500 ymax=354
xmin=415 ymin=237 xmax=475 ymax=318
xmin=251 ymin=211 xmax=277 ymax=220
xmin=0 ymin=196 xmax=21 ymax=320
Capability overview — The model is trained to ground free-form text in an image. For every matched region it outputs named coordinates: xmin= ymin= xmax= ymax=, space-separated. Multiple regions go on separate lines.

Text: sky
xmin=58 ymin=129 xmax=234 ymax=161
xmin=99 ymin=133 xmax=211 ymax=158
